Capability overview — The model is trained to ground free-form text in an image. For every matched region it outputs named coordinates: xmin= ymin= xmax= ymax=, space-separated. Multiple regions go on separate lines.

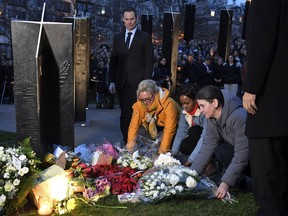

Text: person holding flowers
xmin=191 ymin=85 xmax=250 ymax=199
xmin=126 ymin=79 xmax=181 ymax=154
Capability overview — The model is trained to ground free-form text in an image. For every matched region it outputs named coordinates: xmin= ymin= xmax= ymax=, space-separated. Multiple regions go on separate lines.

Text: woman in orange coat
xmin=126 ymin=79 xmax=181 ymax=154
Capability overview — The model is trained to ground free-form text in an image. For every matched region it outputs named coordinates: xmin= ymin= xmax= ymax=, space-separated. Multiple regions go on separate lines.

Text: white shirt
xmin=125 ymin=27 xmax=137 ymax=48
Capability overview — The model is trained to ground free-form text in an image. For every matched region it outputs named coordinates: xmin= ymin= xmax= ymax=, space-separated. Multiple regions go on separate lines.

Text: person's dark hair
xmin=196 ymin=85 xmax=224 ymax=108
xmin=187 ymin=53 xmax=194 ymax=58
xmin=157 ymin=56 xmax=166 ymax=64
xmin=227 ymin=54 xmax=235 ymax=63
xmin=123 ymin=7 xmax=137 ymax=17
xmin=179 ymin=83 xmax=200 ymax=100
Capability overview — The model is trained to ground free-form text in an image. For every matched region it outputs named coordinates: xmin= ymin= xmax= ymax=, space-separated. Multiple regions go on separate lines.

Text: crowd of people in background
xmin=90 ymin=36 xmax=247 ymax=108
xmin=1 ymin=35 xmax=247 ymax=107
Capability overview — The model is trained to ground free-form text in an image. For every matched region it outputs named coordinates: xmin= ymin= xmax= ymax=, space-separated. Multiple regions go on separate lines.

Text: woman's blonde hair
xmin=137 ymin=79 xmax=159 ymax=98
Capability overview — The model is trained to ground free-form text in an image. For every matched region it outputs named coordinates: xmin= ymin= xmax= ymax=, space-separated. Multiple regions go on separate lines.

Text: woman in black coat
xmin=222 ymin=54 xmax=241 ymax=96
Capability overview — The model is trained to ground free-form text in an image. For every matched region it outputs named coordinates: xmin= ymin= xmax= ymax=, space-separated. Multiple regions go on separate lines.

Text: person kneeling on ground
xmin=191 ymin=85 xmax=250 ymax=199
xmin=170 ymin=83 xmax=217 ymax=177
xmin=126 ymin=79 xmax=181 ymax=154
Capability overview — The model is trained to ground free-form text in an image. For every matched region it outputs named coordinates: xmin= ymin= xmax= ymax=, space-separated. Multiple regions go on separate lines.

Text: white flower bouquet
xmin=0 ymin=138 xmax=41 ymax=214
xmin=137 ymin=165 xmax=199 ymax=203
xmin=117 ymin=150 xmax=153 ymax=171
xmin=153 ymin=152 xmax=181 ymax=167
xmin=134 ymin=153 xmax=237 ymax=204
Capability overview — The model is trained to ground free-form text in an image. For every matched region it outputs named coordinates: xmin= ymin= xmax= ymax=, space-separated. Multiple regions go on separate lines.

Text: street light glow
xmin=101 ymin=7 xmax=105 ymax=15
xmin=210 ymin=10 xmax=215 ymax=17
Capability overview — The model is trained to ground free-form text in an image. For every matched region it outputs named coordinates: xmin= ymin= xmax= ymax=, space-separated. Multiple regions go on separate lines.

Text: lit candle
xmin=38 ymin=197 xmax=53 ymax=216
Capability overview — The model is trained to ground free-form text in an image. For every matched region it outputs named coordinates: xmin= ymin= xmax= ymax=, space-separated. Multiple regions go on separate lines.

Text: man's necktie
xmin=126 ymin=32 xmax=132 ymax=49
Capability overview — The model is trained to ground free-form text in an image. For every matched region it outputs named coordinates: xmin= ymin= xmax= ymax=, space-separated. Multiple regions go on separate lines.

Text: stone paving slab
xmin=0 ymin=104 xmax=123 ymax=146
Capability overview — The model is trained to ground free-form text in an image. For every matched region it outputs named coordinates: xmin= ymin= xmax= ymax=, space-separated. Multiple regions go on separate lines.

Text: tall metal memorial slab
xmin=184 ymin=4 xmax=196 ymax=45
xmin=11 ymin=21 xmax=74 ymax=156
xmin=217 ymin=10 xmax=233 ymax=61
xmin=64 ymin=17 xmax=91 ymax=122
xmin=162 ymin=12 xmax=181 ymax=98
xmin=141 ymin=14 xmax=153 ymax=35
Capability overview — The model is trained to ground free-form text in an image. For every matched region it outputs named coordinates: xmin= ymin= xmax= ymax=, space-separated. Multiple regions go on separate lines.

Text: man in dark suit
xmin=242 ymin=0 xmax=288 ymax=215
xmin=109 ymin=7 xmax=153 ymax=143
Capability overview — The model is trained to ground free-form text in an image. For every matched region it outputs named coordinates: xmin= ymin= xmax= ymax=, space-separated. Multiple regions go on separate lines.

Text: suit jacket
xmin=109 ymin=29 xmax=154 ymax=91
xmin=243 ymin=0 xmax=288 ymax=137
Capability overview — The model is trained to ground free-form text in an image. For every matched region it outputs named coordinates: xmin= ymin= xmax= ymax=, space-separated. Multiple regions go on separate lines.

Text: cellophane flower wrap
xmin=135 ymin=153 xmax=236 ymax=203
xmin=0 ymin=138 xmax=41 ymax=214
xmin=138 ymin=165 xmax=199 ymax=203
xmin=130 ymin=134 xmax=162 ymax=161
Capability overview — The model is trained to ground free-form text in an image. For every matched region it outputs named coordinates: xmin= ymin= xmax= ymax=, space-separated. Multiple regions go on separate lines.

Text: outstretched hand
xmin=215 ymin=182 xmax=230 ymax=199
xmin=126 ymin=142 xmax=134 ymax=152
xmin=184 ymin=161 xmax=192 ymax=167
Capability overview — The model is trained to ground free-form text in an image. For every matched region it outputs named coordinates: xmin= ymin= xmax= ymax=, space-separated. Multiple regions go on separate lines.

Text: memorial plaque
xmin=64 ymin=17 xmax=91 ymax=122
xmin=11 ymin=21 xmax=74 ymax=156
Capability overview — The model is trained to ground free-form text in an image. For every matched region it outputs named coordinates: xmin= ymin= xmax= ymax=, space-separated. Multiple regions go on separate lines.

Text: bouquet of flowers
xmin=0 ymin=138 xmax=41 ymax=214
xmin=135 ymin=153 xmax=237 ymax=204
xmin=117 ymin=150 xmax=153 ymax=171
xmin=138 ymin=165 xmax=199 ymax=203
xmin=70 ymin=164 xmax=139 ymax=195
xmin=83 ymin=178 xmax=111 ymax=202
xmin=132 ymin=135 xmax=161 ymax=160
xmin=153 ymin=152 xmax=181 ymax=167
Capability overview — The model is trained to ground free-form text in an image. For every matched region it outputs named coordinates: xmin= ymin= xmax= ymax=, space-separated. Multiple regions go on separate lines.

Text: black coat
xmin=243 ymin=0 xmax=288 ymax=138
xmin=222 ymin=63 xmax=242 ymax=85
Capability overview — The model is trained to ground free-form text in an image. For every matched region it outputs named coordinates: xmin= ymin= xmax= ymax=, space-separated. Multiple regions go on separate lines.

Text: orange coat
xmin=127 ymin=88 xmax=181 ymax=153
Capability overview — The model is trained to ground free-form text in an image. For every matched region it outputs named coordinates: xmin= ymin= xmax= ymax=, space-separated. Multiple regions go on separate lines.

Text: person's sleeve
xmin=109 ymin=37 xmax=118 ymax=84
xmin=159 ymin=100 xmax=180 ymax=154
xmin=187 ymin=118 xmax=207 ymax=163
xmin=127 ymin=104 xmax=142 ymax=146
xmin=171 ymin=112 xmax=187 ymax=155
xmin=221 ymin=110 xmax=249 ymax=186
xmin=191 ymin=121 xmax=220 ymax=174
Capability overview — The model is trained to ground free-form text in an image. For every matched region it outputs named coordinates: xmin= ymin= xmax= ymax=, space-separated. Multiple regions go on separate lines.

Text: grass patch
xmin=18 ymin=192 xmax=256 ymax=216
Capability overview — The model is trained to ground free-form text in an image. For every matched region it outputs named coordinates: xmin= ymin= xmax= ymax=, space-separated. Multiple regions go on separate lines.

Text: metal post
xmin=184 ymin=4 xmax=196 ymax=45
xmin=141 ymin=14 xmax=153 ymax=35
xmin=217 ymin=9 xmax=233 ymax=61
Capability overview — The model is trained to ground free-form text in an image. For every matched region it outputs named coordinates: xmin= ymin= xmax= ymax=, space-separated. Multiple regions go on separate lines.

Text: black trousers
xmin=249 ymin=137 xmax=288 ymax=216
xmin=118 ymin=84 xmax=138 ymax=143
xmin=180 ymin=126 xmax=203 ymax=155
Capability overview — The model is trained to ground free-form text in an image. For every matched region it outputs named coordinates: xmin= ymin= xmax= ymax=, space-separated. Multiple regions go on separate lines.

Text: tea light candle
xmin=38 ymin=197 xmax=53 ymax=215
